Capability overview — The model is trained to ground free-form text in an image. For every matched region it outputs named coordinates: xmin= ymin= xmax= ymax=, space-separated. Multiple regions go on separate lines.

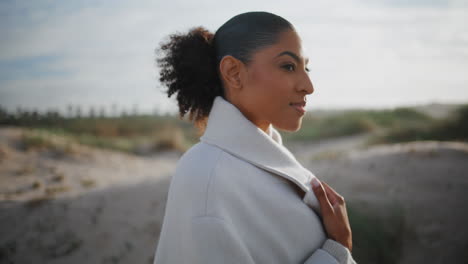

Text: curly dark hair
xmin=156 ymin=26 xmax=221 ymax=133
xmin=155 ymin=11 xmax=294 ymax=134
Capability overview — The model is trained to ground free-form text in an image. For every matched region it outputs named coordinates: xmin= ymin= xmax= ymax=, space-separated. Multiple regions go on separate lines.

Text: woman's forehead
xmin=280 ymin=31 xmax=305 ymax=51
xmin=254 ymin=35 xmax=309 ymax=64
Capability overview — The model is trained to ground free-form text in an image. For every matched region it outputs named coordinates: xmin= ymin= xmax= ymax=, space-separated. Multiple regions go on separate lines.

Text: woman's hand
xmin=311 ymin=178 xmax=353 ymax=252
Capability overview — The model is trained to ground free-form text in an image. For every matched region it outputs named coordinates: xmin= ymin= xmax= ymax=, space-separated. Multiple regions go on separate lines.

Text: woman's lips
xmin=290 ymin=102 xmax=306 ymax=115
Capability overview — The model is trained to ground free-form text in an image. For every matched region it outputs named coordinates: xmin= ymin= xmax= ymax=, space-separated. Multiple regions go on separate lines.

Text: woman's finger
xmin=322 ymin=181 xmax=345 ymax=206
xmin=311 ymin=178 xmax=333 ymax=214
xmin=322 ymin=182 xmax=338 ymax=206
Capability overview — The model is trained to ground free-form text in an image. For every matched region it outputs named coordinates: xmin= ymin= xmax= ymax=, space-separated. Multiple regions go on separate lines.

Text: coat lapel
xmin=200 ymin=96 xmax=321 ymax=215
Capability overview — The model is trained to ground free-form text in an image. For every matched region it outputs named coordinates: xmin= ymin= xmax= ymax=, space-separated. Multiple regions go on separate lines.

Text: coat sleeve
xmin=189 ymin=216 xmax=357 ymax=264
xmin=304 ymin=239 xmax=357 ymax=264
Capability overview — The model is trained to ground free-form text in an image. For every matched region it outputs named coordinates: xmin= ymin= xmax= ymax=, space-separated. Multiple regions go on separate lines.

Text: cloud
xmin=0 ymin=0 xmax=467 ymax=114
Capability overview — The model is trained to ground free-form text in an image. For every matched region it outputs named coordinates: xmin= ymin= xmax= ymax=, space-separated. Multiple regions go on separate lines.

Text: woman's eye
xmin=282 ymin=64 xmax=296 ymax=72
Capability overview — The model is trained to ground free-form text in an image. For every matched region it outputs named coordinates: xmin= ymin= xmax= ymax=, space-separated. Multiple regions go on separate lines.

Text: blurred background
xmin=1 ymin=0 xmax=467 ymax=263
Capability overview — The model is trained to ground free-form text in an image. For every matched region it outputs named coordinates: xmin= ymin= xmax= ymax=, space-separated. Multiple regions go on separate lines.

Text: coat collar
xmin=200 ymin=96 xmax=318 ymax=195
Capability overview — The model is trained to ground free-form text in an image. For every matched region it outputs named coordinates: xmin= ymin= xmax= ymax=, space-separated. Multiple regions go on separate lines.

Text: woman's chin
xmin=275 ymin=120 xmax=302 ymax=132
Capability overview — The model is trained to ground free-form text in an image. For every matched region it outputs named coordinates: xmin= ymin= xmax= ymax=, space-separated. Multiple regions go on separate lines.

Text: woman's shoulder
xmin=174 ymin=141 xmax=278 ymax=198
xmin=167 ymin=142 xmax=249 ymax=217
xmin=171 ymin=141 xmax=266 ymax=194
xmin=169 ymin=142 xmax=225 ymax=193
xmin=174 ymin=142 xmax=222 ymax=174
xmin=175 ymin=141 xmax=259 ymax=179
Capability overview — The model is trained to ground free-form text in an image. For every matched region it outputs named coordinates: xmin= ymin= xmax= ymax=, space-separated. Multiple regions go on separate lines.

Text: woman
xmin=153 ymin=11 xmax=356 ymax=264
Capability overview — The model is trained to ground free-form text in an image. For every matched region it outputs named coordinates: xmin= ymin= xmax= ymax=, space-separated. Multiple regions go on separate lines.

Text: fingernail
xmin=311 ymin=178 xmax=321 ymax=188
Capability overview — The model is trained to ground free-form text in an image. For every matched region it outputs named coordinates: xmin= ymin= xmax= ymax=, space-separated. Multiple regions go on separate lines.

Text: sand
xmin=1 ymin=127 xmax=467 ymax=264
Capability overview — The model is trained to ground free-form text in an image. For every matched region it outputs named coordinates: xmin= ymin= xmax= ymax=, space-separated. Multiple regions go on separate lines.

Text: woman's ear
xmin=219 ymin=55 xmax=244 ymax=92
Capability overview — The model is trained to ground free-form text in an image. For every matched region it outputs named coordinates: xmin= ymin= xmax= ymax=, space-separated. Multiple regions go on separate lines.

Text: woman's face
xmin=231 ymin=29 xmax=314 ymax=133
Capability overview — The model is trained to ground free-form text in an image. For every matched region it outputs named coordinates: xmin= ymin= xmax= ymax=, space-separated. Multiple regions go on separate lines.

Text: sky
xmin=0 ymin=0 xmax=467 ymax=115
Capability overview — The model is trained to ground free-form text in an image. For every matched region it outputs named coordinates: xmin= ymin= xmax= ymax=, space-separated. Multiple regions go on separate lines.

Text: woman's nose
xmin=298 ymin=75 xmax=314 ymax=95
xmin=306 ymin=79 xmax=314 ymax=95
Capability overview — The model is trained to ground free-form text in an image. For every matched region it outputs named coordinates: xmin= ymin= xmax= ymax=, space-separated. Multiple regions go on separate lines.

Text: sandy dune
xmin=1 ymin=127 xmax=467 ymax=263
xmin=0 ymin=127 xmax=178 ymax=264
xmin=292 ymin=139 xmax=468 ymax=263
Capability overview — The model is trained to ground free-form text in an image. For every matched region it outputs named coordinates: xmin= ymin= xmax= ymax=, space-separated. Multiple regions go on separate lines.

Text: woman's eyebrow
xmin=275 ymin=51 xmax=309 ymax=64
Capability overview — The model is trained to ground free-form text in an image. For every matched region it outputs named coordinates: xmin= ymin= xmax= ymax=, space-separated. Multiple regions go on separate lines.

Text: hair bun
xmin=156 ymin=26 xmax=223 ymax=132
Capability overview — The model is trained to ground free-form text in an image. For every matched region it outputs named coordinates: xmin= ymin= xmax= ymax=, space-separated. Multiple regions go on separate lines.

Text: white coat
xmin=153 ymin=95 xmax=357 ymax=264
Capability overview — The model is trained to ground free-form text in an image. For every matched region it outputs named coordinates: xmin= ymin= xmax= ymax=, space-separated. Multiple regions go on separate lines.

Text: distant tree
xmin=89 ymin=106 xmax=96 ymax=118
xmin=67 ymin=104 xmax=73 ymax=118
xmin=99 ymin=106 xmax=106 ymax=118
xmin=111 ymin=103 xmax=118 ymax=117
xmin=16 ymin=107 xmax=23 ymax=119
xmin=0 ymin=105 xmax=8 ymax=123
xmin=31 ymin=109 xmax=39 ymax=123
xmin=131 ymin=104 xmax=138 ymax=116
xmin=121 ymin=108 xmax=128 ymax=117
xmin=75 ymin=106 xmax=82 ymax=118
